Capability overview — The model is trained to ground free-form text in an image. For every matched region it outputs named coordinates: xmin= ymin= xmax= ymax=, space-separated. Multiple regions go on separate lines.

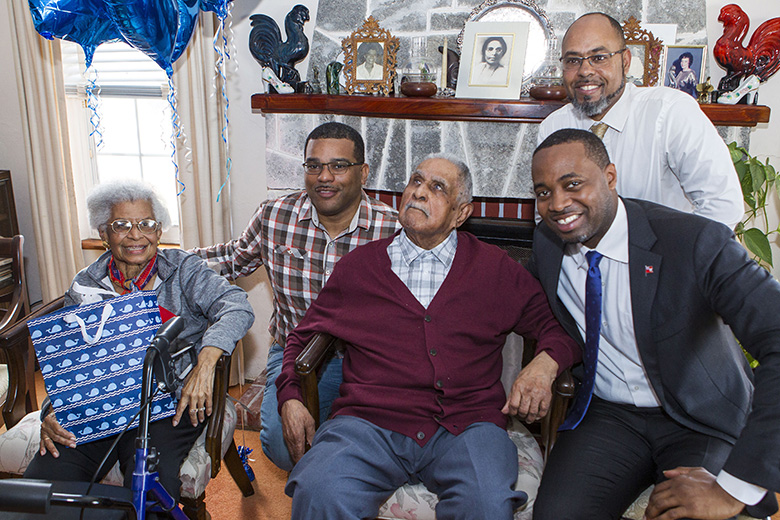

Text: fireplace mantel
xmin=251 ymin=93 xmax=771 ymax=127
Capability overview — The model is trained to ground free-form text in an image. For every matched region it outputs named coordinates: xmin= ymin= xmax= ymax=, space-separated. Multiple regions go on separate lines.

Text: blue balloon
xmin=200 ymin=0 xmax=231 ymax=19
xmin=172 ymin=0 xmax=200 ymax=63
xmin=105 ymin=0 xmax=179 ymax=76
xmin=28 ymin=0 xmax=124 ymax=68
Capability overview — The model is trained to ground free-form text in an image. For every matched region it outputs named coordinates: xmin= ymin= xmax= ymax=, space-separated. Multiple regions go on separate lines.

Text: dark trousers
xmin=24 ymin=417 xmax=205 ymax=503
xmin=533 ymin=397 xmax=734 ymax=520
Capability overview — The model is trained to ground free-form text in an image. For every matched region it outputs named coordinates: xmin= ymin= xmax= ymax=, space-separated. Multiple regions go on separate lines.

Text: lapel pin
xmin=645 ymin=265 xmax=654 ymax=275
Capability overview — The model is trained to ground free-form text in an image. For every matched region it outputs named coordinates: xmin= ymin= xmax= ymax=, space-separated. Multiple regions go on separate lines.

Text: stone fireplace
xmin=261 ymin=0 xmax=751 ymax=200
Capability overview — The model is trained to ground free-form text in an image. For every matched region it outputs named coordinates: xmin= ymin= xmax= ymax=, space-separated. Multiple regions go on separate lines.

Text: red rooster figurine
xmin=714 ymin=4 xmax=780 ymax=92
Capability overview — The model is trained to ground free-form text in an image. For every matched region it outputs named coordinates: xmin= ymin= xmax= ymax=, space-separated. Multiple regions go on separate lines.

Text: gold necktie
xmin=590 ymin=122 xmax=608 ymax=139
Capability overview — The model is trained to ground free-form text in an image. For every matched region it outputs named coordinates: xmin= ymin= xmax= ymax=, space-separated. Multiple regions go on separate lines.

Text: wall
xmin=706 ymin=1 xmax=780 ymax=278
xmin=0 ymin=2 xmax=43 ymax=307
xmin=263 ymin=0 xmax=753 ymax=200
xmin=219 ymin=0 xmax=322 ymax=380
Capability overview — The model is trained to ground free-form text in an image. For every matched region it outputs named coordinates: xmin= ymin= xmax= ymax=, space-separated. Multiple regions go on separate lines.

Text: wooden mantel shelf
xmin=251 ymin=93 xmax=770 ymax=127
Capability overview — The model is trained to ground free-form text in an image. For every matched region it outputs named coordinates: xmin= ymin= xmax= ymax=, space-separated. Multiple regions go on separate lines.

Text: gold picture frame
xmin=342 ymin=16 xmax=399 ymax=95
xmin=622 ymin=16 xmax=662 ymax=87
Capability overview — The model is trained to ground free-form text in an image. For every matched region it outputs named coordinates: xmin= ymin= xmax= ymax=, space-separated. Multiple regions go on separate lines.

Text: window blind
xmin=62 ymin=41 xmax=168 ymax=98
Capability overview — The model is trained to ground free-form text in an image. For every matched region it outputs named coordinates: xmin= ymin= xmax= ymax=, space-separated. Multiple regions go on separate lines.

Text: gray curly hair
xmin=419 ymin=153 xmax=473 ymax=204
xmin=87 ymin=180 xmax=172 ymax=232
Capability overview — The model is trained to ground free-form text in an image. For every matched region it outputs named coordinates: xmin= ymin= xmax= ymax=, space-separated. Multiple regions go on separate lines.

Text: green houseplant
xmin=729 ymin=142 xmax=777 ymax=369
xmin=730 ymin=141 xmax=778 ymax=269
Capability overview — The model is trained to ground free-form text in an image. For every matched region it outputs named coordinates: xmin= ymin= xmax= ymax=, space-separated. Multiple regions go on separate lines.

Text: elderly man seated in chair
xmin=275 ymin=154 xmax=578 ymax=520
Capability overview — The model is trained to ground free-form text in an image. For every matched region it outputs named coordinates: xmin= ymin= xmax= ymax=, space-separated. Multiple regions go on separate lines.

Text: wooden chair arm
xmin=0 ymin=235 xmax=29 ymax=333
xmin=294 ymin=333 xmax=340 ymax=428
xmin=540 ymin=367 xmax=574 ymax=460
xmin=205 ymin=353 xmax=231 ymax=478
xmin=0 ymin=296 xmax=65 ymax=428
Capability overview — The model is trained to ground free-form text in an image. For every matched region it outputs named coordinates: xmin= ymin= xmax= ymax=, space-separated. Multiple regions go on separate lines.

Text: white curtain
xmin=173 ymin=13 xmax=233 ymax=250
xmin=8 ymin=0 xmax=84 ymax=302
xmin=173 ymin=13 xmax=244 ymax=383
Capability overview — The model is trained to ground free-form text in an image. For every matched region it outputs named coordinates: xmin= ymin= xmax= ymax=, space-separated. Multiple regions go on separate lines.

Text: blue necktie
xmin=560 ymin=250 xmax=603 ymax=431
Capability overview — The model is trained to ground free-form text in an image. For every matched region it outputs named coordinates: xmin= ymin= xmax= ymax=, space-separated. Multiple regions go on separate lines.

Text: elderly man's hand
xmin=173 ymin=346 xmax=223 ymax=427
xmin=645 ymin=467 xmax=745 ymax=520
xmin=281 ymin=399 xmax=316 ymax=465
xmin=40 ymin=411 xmax=76 ymax=458
xmin=502 ymin=351 xmax=558 ymax=423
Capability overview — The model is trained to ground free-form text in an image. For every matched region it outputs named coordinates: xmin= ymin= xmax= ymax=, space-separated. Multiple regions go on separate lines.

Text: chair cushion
xmin=0 ymin=364 xmax=8 ymax=403
xmin=0 ymin=398 xmax=238 ymax=500
xmin=0 ymin=411 xmax=41 ymax=474
xmin=376 ymin=419 xmax=544 ymax=520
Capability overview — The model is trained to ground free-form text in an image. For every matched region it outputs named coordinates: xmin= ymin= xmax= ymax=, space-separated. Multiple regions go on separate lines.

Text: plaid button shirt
xmin=388 ymin=230 xmax=457 ymax=308
xmin=192 ymin=191 xmax=400 ymax=345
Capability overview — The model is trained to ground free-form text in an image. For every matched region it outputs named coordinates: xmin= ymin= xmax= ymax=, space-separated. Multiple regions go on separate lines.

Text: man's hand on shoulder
xmin=281 ymin=399 xmax=316 ymax=465
xmin=502 ymin=351 xmax=558 ymax=423
xmin=645 ymin=467 xmax=745 ymax=520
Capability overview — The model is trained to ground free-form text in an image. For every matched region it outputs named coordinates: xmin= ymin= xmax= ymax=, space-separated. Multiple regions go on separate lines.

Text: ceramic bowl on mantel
xmin=401 ymin=81 xmax=438 ymax=97
xmin=529 ymin=83 xmax=567 ymax=100
xmin=399 ymin=72 xmax=438 ymax=97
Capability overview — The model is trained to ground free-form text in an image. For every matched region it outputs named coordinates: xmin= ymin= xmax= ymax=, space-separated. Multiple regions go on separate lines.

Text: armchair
xmin=292 ymin=215 xmax=575 ymax=519
xmin=295 ymin=332 xmax=573 ymax=520
xmin=0 ymin=296 xmax=255 ymax=520
xmin=0 ymin=235 xmax=32 ymax=428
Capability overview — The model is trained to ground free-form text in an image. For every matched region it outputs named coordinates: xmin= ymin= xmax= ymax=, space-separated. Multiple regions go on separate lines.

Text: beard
xmin=571 ymin=77 xmax=626 ymax=118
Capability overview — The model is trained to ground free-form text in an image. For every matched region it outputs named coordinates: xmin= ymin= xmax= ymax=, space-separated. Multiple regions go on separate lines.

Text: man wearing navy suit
xmin=509 ymin=128 xmax=780 ymax=519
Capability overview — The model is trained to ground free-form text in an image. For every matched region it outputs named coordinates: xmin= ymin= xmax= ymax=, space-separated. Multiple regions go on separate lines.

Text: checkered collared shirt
xmin=192 ymin=191 xmax=400 ymax=346
xmin=388 ymin=229 xmax=458 ymax=308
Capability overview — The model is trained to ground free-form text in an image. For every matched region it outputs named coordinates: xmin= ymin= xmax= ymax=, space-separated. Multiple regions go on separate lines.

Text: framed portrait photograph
xmin=662 ymin=45 xmax=706 ymax=99
xmin=622 ymin=16 xmax=662 ymax=87
xmin=342 ymin=16 xmax=399 ymax=96
xmin=455 ymin=21 xmax=530 ymax=100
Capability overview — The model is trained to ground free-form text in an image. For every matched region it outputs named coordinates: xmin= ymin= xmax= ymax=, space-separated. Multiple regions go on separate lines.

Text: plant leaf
xmin=765 ymin=159 xmax=777 ymax=184
xmin=750 ymin=160 xmax=766 ymax=192
xmin=743 ymin=227 xmax=773 ymax=267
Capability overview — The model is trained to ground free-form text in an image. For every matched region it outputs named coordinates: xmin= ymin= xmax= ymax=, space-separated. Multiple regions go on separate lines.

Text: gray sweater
xmin=66 ymin=248 xmax=255 ymax=355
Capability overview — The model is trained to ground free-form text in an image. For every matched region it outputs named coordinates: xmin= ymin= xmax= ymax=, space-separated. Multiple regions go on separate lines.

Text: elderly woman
xmin=23 ymin=180 xmax=254 ymax=503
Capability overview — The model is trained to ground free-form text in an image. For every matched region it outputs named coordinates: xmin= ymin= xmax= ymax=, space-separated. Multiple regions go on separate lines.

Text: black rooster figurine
xmin=249 ymin=5 xmax=311 ymax=90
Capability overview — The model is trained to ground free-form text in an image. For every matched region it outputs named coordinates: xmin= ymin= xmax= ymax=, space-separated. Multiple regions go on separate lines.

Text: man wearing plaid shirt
xmin=191 ymin=122 xmax=399 ymax=471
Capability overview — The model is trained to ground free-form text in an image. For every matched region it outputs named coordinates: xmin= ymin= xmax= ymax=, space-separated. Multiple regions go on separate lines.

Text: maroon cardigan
xmin=276 ymin=231 xmax=579 ymax=445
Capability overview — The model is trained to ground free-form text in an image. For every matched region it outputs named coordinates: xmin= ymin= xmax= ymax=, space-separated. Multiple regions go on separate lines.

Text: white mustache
xmin=405 ymin=202 xmax=429 ymax=217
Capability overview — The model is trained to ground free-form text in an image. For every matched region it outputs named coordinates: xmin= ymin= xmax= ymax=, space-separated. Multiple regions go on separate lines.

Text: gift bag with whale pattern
xmin=27 ymin=291 xmax=177 ymax=444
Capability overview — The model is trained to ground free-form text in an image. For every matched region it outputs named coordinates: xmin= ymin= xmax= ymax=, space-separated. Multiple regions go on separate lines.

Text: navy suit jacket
xmin=529 ymin=198 xmax=780 ymax=514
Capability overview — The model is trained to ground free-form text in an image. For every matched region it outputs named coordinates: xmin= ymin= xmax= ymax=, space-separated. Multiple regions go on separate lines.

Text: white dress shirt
xmin=538 ymin=83 xmax=744 ymax=229
xmin=556 ymin=198 xmax=765 ymax=506
xmin=558 ymin=200 xmax=660 ymax=407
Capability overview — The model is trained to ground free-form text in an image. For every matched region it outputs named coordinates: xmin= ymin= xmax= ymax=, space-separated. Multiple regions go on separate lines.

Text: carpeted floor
xmin=202 ymin=377 xmax=292 ymax=520
xmin=204 ymin=428 xmax=292 ymax=520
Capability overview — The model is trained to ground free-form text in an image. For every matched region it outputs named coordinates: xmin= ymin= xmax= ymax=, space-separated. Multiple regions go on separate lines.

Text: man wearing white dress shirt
xmin=537 ymin=12 xmax=743 ymax=229
xmin=509 ymin=128 xmax=780 ymax=519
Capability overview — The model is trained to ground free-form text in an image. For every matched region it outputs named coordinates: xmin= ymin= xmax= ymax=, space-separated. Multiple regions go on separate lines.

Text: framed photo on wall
xmin=342 ymin=16 xmax=399 ymax=95
xmin=662 ymin=45 xmax=706 ymax=99
xmin=455 ymin=21 xmax=529 ymax=100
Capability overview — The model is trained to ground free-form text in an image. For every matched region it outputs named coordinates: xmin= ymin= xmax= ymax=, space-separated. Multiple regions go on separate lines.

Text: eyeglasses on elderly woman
xmin=109 ymin=218 xmax=161 ymax=235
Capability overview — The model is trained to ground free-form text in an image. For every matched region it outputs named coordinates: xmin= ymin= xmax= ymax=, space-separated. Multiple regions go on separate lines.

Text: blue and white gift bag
xmin=28 ymin=291 xmax=178 ymax=444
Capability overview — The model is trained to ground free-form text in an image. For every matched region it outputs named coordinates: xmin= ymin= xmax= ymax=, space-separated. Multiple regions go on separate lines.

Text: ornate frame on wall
xmin=622 ymin=16 xmax=662 ymax=87
xmin=342 ymin=16 xmax=399 ymax=96
xmin=457 ymin=0 xmax=556 ymax=89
